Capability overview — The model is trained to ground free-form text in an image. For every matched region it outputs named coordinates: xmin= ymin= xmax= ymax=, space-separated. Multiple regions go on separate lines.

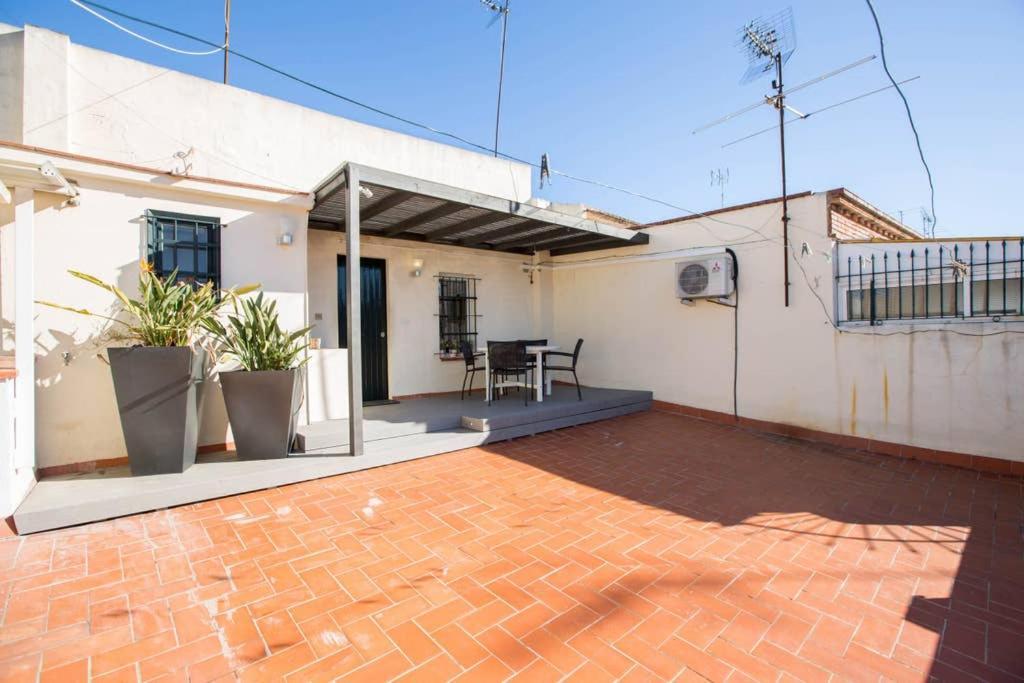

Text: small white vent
xmin=675 ymin=252 xmax=734 ymax=299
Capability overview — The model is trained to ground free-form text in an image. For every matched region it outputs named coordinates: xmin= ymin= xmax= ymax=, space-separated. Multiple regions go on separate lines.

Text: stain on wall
xmin=850 ymin=382 xmax=858 ymax=435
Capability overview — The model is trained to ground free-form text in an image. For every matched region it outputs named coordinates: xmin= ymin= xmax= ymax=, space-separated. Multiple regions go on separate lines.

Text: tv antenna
xmin=741 ymin=8 xmax=796 ymax=306
xmin=710 ymin=168 xmax=730 ymax=207
xmin=695 ymin=7 xmax=879 ymax=307
xmin=920 ymin=208 xmax=934 ymax=238
xmin=481 ymin=0 xmax=511 ymax=157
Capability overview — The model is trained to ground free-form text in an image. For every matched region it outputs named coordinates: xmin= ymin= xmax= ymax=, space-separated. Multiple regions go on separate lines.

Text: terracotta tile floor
xmin=1 ymin=411 xmax=1022 ymax=682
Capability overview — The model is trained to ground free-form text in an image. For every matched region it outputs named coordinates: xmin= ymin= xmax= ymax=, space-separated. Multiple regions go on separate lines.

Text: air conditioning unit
xmin=675 ymin=251 xmax=735 ymax=299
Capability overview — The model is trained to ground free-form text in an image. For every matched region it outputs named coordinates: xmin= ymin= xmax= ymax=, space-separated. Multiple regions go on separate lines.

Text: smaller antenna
xmin=920 ymin=208 xmax=934 ymax=238
xmin=710 ymin=168 xmax=730 ymax=207
xmin=720 ymin=75 xmax=920 ymax=148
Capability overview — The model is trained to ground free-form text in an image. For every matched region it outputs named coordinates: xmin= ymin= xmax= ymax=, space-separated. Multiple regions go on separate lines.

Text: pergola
xmin=310 ymin=162 xmax=649 ymax=454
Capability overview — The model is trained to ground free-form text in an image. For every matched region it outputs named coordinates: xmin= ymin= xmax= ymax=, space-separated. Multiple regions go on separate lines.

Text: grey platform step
xmin=294 ymin=386 xmax=653 ymax=452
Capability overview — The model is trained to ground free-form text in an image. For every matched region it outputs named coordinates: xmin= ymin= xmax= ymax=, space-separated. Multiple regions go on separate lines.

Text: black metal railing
xmin=838 ymin=239 xmax=1023 ymax=324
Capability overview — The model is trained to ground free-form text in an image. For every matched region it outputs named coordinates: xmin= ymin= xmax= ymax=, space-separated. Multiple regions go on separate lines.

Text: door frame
xmin=337 ymin=254 xmax=391 ymax=404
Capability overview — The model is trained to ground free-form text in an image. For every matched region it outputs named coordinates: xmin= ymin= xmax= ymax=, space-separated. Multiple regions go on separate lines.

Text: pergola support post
xmin=14 ymin=188 xmax=35 ymax=484
xmin=344 ymin=166 xmax=364 ymax=456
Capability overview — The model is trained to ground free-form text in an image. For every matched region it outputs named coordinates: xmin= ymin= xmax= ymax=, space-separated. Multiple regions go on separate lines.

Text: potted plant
xmin=38 ymin=263 xmax=254 ymax=475
xmin=203 ymin=292 xmax=311 ymax=460
xmin=440 ymin=338 xmax=457 ymax=359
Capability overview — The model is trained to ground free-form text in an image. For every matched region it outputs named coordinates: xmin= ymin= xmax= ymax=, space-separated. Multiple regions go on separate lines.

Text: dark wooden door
xmin=337 ymin=256 xmax=389 ymax=403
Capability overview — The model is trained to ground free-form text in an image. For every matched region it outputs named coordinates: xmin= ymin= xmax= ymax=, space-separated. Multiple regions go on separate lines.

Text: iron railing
xmin=837 ymin=239 xmax=1023 ymax=324
xmin=436 ymin=274 xmax=480 ymax=352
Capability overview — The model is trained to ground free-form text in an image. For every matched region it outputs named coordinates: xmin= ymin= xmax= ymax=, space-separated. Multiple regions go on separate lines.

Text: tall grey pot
xmin=220 ymin=369 xmax=301 ymax=460
xmin=108 ymin=346 xmax=206 ymax=476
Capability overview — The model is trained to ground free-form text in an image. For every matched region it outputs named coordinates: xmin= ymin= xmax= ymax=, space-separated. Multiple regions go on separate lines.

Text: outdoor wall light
xmin=278 ymin=232 xmax=294 ymax=246
xmin=411 ymin=258 xmax=424 ymax=277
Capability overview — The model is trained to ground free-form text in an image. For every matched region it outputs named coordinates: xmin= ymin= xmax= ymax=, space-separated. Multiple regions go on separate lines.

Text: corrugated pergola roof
xmin=310 ymin=163 xmax=649 ymax=256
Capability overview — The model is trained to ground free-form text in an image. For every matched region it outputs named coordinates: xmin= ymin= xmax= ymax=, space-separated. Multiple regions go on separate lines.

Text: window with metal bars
xmin=437 ymin=274 xmax=479 ymax=354
xmin=145 ymin=210 xmax=221 ymax=290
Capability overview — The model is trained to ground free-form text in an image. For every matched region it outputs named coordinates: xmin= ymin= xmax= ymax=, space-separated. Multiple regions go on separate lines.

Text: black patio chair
xmin=518 ymin=339 xmax=547 ymax=369
xmin=487 ymin=341 xmax=531 ymax=406
xmin=543 ymin=338 xmax=584 ymax=400
xmin=459 ymin=341 xmax=484 ymax=400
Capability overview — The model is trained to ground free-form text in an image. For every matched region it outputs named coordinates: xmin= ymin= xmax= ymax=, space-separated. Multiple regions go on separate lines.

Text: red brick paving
xmin=1 ymin=410 xmax=1022 ymax=681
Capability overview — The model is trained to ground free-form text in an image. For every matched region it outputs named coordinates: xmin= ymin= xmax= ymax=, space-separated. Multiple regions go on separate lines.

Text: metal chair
xmin=487 ymin=341 xmax=531 ymax=406
xmin=459 ymin=341 xmax=484 ymax=400
xmin=543 ymin=338 xmax=584 ymax=400
xmin=519 ymin=338 xmax=547 ymax=395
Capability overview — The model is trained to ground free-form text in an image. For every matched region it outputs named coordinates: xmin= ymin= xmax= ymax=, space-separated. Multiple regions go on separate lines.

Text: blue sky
xmin=2 ymin=0 xmax=1022 ymax=235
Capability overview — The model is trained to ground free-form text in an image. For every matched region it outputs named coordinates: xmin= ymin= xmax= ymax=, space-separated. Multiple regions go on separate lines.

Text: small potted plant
xmin=441 ymin=339 xmax=457 ymax=359
xmin=37 ymin=263 xmax=255 ymax=475
xmin=204 ymin=293 xmax=311 ymax=460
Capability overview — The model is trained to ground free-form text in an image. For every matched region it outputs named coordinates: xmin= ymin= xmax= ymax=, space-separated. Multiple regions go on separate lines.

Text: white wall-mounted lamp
xmin=411 ymin=258 xmax=424 ymax=277
xmin=278 ymin=232 xmax=294 ymax=246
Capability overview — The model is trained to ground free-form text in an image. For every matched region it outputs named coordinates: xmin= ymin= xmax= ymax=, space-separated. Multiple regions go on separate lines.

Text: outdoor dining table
xmin=479 ymin=344 xmax=559 ymax=403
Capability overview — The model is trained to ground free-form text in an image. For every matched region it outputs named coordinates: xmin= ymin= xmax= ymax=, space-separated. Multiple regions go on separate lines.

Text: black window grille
xmin=838 ymin=239 xmax=1023 ymax=323
xmin=146 ymin=210 xmax=221 ymax=290
xmin=437 ymin=274 xmax=479 ymax=352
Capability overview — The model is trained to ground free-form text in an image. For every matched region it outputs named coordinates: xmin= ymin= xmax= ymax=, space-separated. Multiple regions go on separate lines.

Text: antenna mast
xmin=738 ymin=8 xmax=797 ymax=306
xmin=223 ymin=0 xmax=231 ymax=84
xmin=481 ymin=0 xmax=511 ymax=157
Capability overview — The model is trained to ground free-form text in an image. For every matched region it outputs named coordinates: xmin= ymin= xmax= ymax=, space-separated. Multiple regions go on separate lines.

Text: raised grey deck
xmin=14 ymin=386 xmax=651 ymax=534
xmin=295 ymin=385 xmax=650 ymax=451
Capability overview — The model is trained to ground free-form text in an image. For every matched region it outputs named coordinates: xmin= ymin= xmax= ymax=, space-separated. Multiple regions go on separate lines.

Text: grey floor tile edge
xmin=14 ymin=401 xmax=650 ymax=534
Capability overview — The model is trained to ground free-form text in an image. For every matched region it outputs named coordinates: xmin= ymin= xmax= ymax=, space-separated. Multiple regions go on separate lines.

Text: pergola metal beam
xmin=459 ymin=219 xmax=543 ymax=246
xmin=380 ymin=202 xmax=468 ymax=237
xmin=496 ymin=227 xmax=577 ymax=250
xmin=357 ymin=190 xmax=415 ymax=226
xmin=549 ymin=236 xmax=625 ymax=256
xmin=309 ymin=162 xmax=650 ymax=254
xmin=347 ymin=163 xmax=639 ymax=243
xmin=344 ymin=165 xmax=363 ymax=457
xmin=424 ymin=212 xmax=507 ymax=242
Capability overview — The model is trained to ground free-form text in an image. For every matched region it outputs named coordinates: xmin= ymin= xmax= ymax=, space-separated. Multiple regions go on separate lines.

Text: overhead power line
xmin=863 ymin=0 xmax=937 ymax=235
xmin=67 ymin=0 xmax=790 ymax=242
xmin=68 ymin=0 xmax=225 ymax=55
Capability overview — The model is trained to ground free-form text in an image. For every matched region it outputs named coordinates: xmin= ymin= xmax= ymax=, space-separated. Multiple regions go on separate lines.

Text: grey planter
xmin=220 ymin=369 xmax=302 ymax=460
xmin=108 ymin=346 xmax=206 ymax=476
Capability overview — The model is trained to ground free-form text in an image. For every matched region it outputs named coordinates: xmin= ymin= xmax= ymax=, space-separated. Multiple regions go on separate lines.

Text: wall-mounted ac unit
xmin=675 ymin=251 xmax=735 ymax=299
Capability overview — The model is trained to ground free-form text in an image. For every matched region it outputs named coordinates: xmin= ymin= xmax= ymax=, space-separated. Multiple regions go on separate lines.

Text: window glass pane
xmin=973 ymin=277 xmax=1021 ymax=315
xmin=176 ymin=247 xmax=195 ymax=273
xmin=148 ymin=212 xmax=221 ymax=290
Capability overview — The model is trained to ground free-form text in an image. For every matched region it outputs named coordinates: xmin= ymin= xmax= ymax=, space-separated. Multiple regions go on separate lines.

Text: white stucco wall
xmin=26 ymin=180 xmax=308 ymax=469
xmin=2 ymin=24 xmax=531 ymax=202
xmin=304 ymin=229 xmax=541 ymax=420
xmin=550 ymin=193 xmax=1024 ymax=462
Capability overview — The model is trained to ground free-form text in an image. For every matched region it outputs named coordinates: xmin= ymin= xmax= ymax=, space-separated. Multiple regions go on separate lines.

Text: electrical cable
xmin=69 ymin=0 xmax=787 ymax=246
xmin=863 ymin=0 xmax=937 ymax=234
xmin=72 ymin=0 xmax=1004 ymax=337
xmin=725 ymin=247 xmax=739 ymax=419
xmin=68 ymin=0 xmax=226 ymax=55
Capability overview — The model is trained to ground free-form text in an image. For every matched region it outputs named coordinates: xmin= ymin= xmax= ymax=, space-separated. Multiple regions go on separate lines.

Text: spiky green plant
xmin=37 ymin=261 xmax=257 ymax=347
xmin=203 ymin=292 xmax=311 ymax=371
